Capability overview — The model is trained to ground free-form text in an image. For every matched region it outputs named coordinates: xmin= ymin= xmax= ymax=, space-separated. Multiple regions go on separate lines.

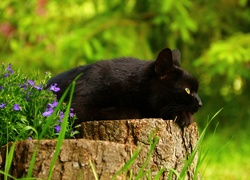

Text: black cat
xmin=47 ymin=48 xmax=202 ymax=126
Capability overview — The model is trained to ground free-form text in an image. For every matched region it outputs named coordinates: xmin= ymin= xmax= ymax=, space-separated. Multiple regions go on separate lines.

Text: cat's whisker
xmin=159 ymin=105 xmax=177 ymax=119
xmin=174 ymin=116 xmax=178 ymax=122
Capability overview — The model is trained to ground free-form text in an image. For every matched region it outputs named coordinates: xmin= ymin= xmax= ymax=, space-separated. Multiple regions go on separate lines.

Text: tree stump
xmin=0 ymin=119 xmax=199 ymax=179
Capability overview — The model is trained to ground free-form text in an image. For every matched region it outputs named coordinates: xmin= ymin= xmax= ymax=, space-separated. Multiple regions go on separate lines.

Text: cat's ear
xmin=155 ymin=48 xmax=174 ymax=76
xmin=172 ymin=49 xmax=181 ymax=67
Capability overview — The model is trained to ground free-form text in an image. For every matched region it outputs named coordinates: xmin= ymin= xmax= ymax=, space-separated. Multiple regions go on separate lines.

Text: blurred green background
xmin=1 ymin=0 xmax=250 ymax=179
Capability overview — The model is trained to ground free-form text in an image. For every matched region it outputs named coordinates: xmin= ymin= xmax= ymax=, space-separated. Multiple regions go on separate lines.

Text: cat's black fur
xmin=47 ymin=48 xmax=202 ymax=126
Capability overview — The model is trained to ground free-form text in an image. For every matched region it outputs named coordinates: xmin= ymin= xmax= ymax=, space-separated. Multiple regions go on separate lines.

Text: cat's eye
xmin=185 ymin=88 xmax=191 ymax=95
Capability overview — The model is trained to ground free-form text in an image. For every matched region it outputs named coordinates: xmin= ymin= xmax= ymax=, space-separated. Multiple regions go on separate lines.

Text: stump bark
xmin=0 ymin=119 xmax=199 ymax=180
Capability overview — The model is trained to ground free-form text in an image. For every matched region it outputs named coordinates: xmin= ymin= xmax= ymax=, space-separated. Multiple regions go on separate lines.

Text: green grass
xmin=200 ymin=127 xmax=250 ymax=180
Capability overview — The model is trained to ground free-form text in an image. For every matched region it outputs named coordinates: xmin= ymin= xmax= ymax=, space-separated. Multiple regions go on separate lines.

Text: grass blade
xmin=0 ymin=170 xmax=16 ymax=180
xmin=111 ymin=147 xmax=141 ymax=180
xmin=135 ymin=132 xmax=159 ymax=180
xmin=179 ymin=108 xmax=223 ymax=179
xmin=27 ymin=74 xmax=81 ymax=178
xmin=27 ymin=83 xmax=72 ymax=177
xmin=168 ymin=168 xmax=180 ymax=180
xmin=47 ymin=79 xmax=77 ymax=179
xmin=4 ymin=142 xmax=16 ymax=180
xmin=154 ymin=167 xmax=166 ymax=180
xmin=90 ymin=160 xmax=99 ymax=180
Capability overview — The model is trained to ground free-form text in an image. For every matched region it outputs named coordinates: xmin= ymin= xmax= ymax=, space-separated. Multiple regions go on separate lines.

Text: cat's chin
xmin=174 ymin=111 xmax=194 ymax=127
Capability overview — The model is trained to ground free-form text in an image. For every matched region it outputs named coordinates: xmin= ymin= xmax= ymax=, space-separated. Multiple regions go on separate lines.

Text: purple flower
xmin=54 ymin=125 xmax=61 ymax=133
xmin=70 ymin=112 xmax=74 ymax=117
xmin=13 ymin=104 xmax=21 ymax=111
xmin=34 ymin=84 xmax=42 ymax=90
xmin=0 ymin=86 xmax=3 ymax=90
xmin=27 ymin=80 xmax=35 ymax=86
xmin=59 ymin=111 xmax=64 ymax=119
xmin=0 ymin=102 xmax=6 ymax=108
xmin=20 ymin=84 xmax=27 ymax=90
xmin=50 ymin=83 xmax=60 ymax=92
xmin=28 ymin=137 xmax=32 ymax=140
xmin=27 ymin=80 xmax=42 ymax=90
xmin=7 ymin=64 xmax=14 ymax=74
xmin=42 ymin=107 xmax=54 ymax=117
xmin=4 ymin=73 xmax=9 ymax=78
xmin=48 ymin=100 xmax=58 ymax=108
xmin=25 ymin=91 xmax=31 ymax=101
xmin=69 ymin=108 xmax=74 ymax=117
xmin=58 ymin=111 xmax=64 ymax=123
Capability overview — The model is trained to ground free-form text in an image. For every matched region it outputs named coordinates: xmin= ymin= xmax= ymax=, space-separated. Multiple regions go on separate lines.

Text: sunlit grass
xmin=200 ymin=126 xmax=250 ymax=180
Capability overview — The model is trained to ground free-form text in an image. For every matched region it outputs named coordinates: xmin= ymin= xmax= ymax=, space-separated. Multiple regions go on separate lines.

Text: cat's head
xmin=151 ymin=48 xmax=202 ymax=126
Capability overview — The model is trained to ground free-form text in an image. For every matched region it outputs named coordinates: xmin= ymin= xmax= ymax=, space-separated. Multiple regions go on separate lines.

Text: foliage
xmin=1 ymin=1 xmax=250 ymax=178
xmin=0 ymin=0 xmax=250 ymax=127
xmin=1 ymin=79 xmax=77 ymax=180
xmin=193 ymin=32 xmax=250 ymax=129
xmin=0 ymin=63 xmax=78 ymax=146
xmin=0 ymin=0 xmax=198 ymax=73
